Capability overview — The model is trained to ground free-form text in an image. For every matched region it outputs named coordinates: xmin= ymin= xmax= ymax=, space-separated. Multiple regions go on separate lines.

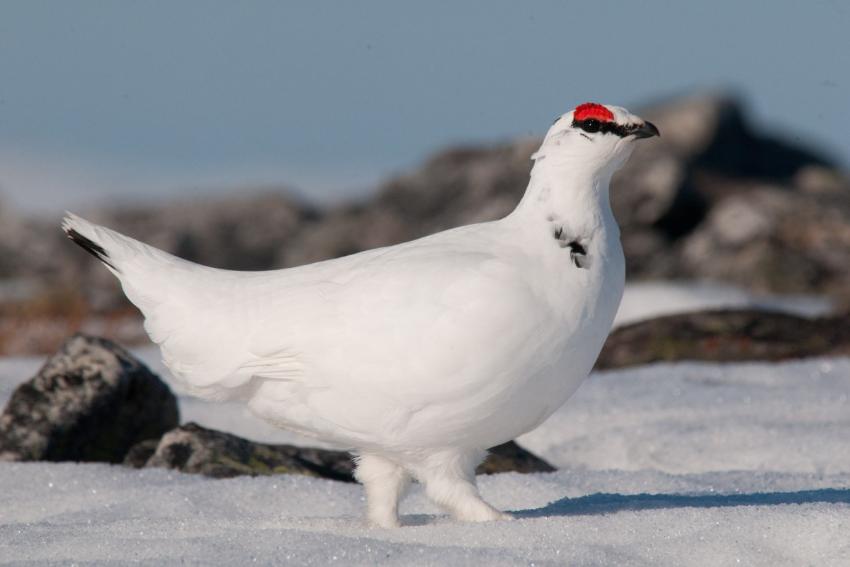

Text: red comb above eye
xmin=574 ymin=103 xmax=614 ymax=122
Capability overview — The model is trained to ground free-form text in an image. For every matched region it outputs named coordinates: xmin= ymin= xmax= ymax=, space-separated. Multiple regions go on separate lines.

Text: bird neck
xmin=506 ymin=157 xmax=618 ymax=238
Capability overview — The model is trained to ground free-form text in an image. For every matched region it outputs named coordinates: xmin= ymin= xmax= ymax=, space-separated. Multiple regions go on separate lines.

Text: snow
xmin=519 ymin=358 xmax=850 ymax=475
xmin=1 ymin=463 xmax=848 ymax=565
xmin=614 ymin=281 xmax=832 ymax=327
xmin=2 ymin=353 xmax=849 ymax=565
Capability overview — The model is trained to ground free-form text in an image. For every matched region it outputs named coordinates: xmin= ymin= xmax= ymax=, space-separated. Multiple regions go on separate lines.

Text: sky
xmin=0 ymin=1 xmax=848 ymax=214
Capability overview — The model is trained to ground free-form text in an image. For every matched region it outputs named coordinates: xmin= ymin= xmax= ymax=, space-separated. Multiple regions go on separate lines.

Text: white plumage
xmin=63 ymin=102 xmax=658 ymax=527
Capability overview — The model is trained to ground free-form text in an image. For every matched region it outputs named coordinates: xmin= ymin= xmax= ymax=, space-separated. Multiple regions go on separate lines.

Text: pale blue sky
xmin=0 ymin=1 xmax=847 ymax=213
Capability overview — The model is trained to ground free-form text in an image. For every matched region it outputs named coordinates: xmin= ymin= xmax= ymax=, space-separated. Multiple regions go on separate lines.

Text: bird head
xmin=533 ymin=102 xmax=659 ymax=173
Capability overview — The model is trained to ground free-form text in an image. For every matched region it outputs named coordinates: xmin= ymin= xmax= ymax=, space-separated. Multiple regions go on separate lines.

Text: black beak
xmin=632 ymin=121 xmax=660 ymax=139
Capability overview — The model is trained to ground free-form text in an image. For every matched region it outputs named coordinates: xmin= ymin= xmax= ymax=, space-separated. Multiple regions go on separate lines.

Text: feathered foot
xmin=355 ymin=454 xmax=410 ymax=528
xmin=413 ymin=449 xmax=512 ymax=523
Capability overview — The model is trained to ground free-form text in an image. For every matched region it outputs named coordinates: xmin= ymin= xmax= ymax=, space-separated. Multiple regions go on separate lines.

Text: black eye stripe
xmin=572 ymin=118 xmax=639 ymax=138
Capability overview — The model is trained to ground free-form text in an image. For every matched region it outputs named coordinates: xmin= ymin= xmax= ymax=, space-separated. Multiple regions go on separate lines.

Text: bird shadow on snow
xmin=512 ymin=488 xmax=850 ymax=519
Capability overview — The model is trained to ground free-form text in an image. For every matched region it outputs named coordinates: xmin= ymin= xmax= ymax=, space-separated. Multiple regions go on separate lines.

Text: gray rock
xmin=0 ymin=334 xmax=179 ymax=462
xmin=138 ymin=423 xmax=554 ymax=480
xmin=677 ymin=185 xmax=850 ymax=304
xmin=142 ymin=422 xmax=357 ymax=480
xmin=122 ymin=438 xmax=160 ymax=468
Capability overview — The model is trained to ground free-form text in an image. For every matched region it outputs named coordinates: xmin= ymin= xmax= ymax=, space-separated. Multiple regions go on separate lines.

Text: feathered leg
xmin=413 ymin=449 xmax=511 ymax=522
xmin=354 ymin=454 xmax=410 ymax=528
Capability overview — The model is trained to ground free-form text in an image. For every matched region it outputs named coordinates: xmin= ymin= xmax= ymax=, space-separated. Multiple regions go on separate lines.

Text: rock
xmin=0 ymin=334 xmax=179 ymax=462
xmin=677 ymin=186 xmax=850 ymax=304
xmin=478 ymin=441 xmax=556 ymax=475
xmin=123 ymin=438 xmax=160 ymax=468
xmin=596 ymin=310 xmax=850 ymax=370
xmin=616 ymin=93 xmax=834 ymax=278
xmin=794 ymin=165 xmax=849 ymax=196
xmin=143 ymin=422 xmax=356 ymax=480
xmin=139 ymin=423 xmax=554 ymax=480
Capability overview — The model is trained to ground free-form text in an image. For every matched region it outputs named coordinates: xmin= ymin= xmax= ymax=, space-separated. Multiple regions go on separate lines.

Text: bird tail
xmin=61 ymin=213 xmax=258 ymax=401
xmin=62 ymin=211 xmax=191 ymax=273
xmin=61 ymin=212 xmax=193 ymax=312
xmin=62 ymin=213 xmax=127 ymax=274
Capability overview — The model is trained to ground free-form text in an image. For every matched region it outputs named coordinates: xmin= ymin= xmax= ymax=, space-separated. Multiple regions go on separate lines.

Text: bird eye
xmin=581 ymin=119 xmax=600 ymax=133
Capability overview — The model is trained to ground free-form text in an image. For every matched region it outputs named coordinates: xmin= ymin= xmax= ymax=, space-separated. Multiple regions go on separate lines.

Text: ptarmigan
xmin=63 ymin=102 xmax=658 ymax=527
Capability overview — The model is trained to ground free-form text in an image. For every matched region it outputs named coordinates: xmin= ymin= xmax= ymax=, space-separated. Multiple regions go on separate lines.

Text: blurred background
xmin=0 ymin=1 xmax=848 ymax=356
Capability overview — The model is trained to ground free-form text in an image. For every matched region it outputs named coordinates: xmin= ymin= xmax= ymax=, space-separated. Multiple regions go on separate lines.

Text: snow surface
xmin=1 ymin=354 xmax=849 ymax=565
xmin=613 ymin=281 xmax=832 ymax=328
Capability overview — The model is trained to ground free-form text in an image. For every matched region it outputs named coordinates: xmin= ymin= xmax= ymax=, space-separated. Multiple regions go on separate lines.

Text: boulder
xmin=596 ymin=309 xmax=850 ymax=370
xmin=0 ymin=334 xmax=178 ymax=462
xmin=135 ymin=423 xmax=555 ymax=480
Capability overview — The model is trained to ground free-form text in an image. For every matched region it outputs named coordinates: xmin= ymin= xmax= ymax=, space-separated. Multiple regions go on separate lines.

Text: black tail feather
xmin=65 ymin=228 xmax=118 ymax=271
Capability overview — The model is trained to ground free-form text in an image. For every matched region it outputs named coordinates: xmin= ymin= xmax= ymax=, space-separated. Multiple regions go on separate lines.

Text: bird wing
xmin=232 ymin=226 xmax=554 ymax=446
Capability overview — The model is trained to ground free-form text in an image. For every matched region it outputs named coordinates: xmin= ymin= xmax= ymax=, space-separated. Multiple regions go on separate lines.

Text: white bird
xmin=63 ymin=102 xmax=658 ymax=527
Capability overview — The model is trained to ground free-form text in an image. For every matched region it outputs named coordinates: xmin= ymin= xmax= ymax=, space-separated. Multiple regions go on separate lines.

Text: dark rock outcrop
xmin=140 ymin=422 xmax=356 ymax=481
xmin=479 ymin=441 xmax=557 ymax=475
xmin=122 ymin=437 xmax=160 ymax=468
xmin=133 ymin=423 xmax=555 ymax=480
xmin=596 ymin=310 xmax=850 ymax=370
xmin=0 ymin=334 xmax=179 ymax=462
